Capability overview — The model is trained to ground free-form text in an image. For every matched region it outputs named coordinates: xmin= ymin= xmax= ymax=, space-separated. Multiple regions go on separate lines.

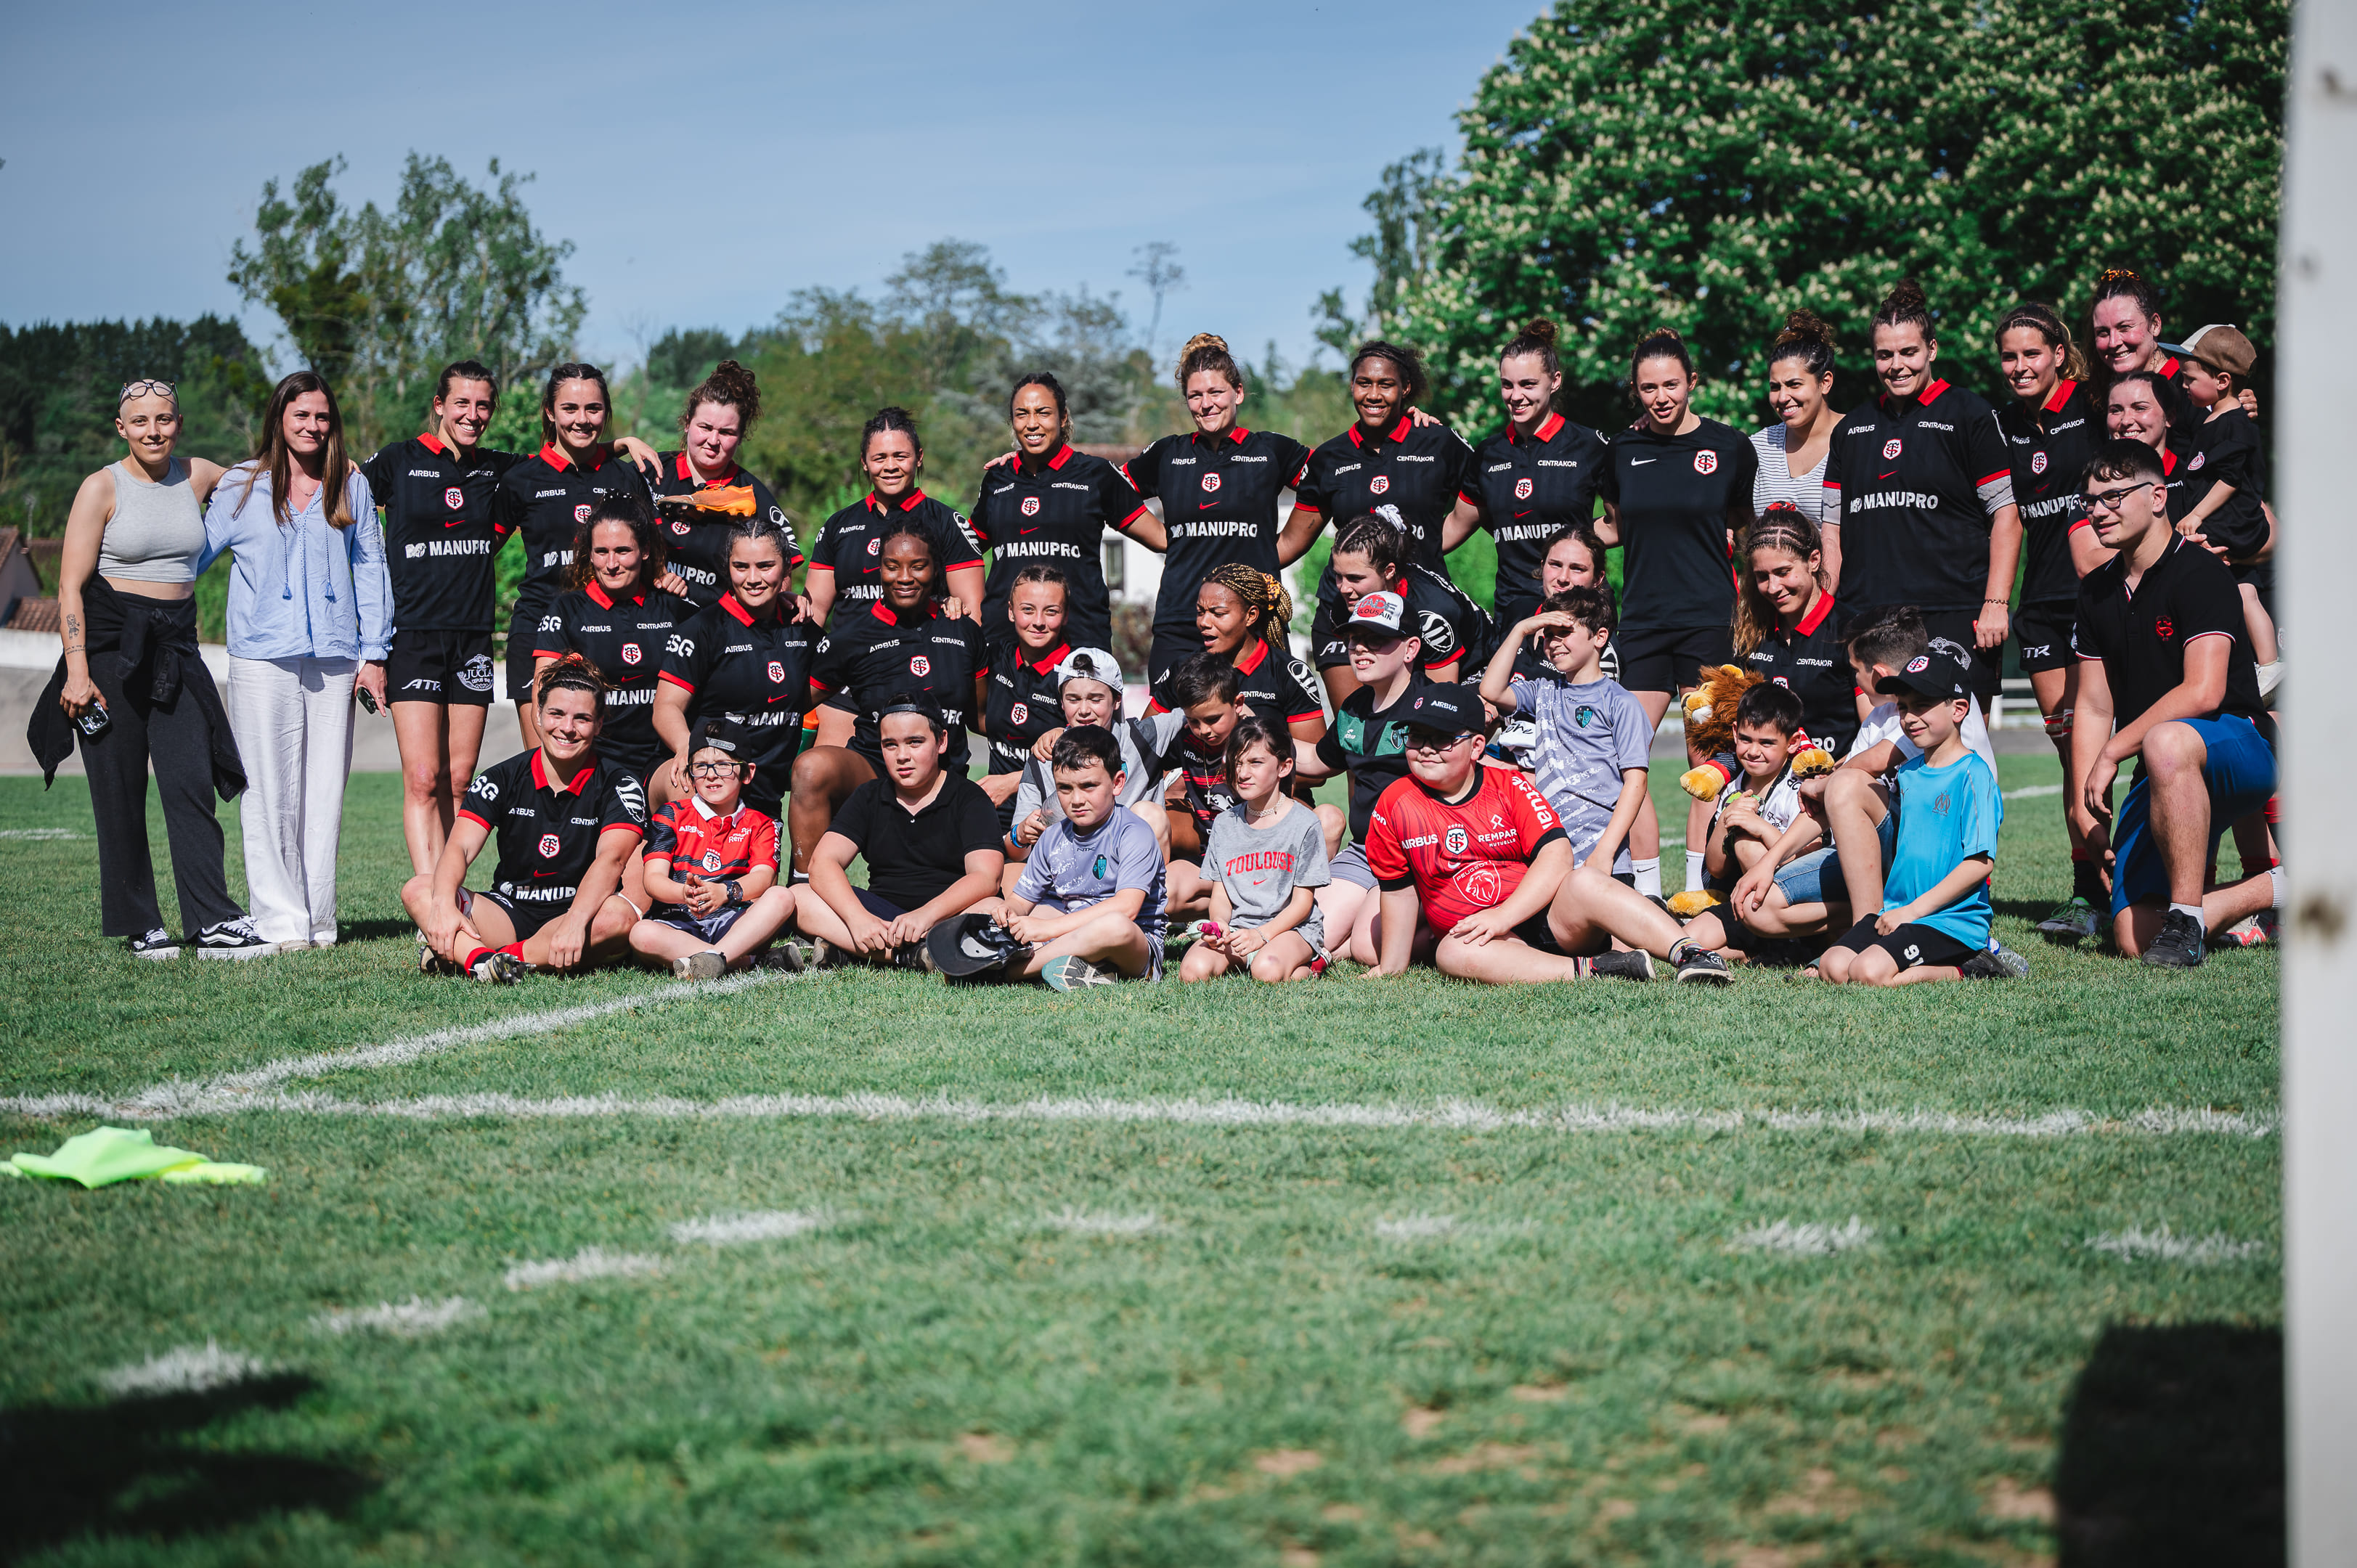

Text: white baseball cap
xmin=1053 ymin=648 xmax=1124 ymax=694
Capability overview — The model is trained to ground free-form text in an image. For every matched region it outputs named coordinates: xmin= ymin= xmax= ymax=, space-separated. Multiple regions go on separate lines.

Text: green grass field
xmin=0 ymin=755 xmax=2280 ymax=1567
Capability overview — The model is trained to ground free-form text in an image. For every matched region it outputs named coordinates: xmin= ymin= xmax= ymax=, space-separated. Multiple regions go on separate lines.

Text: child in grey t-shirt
xmin=1179 ymin=717 xmax=1331 ymax=984
xmin=1478 ymin=587 xmax=1653 ymax=876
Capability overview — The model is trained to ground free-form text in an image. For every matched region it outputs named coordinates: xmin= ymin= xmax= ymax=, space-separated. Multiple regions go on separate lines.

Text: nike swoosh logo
xmin=1200 ymin=501 xmax=1218 ymax=510
xmin=1631 ymin=458 xmax=1657 ymax=465
xmin=1879 ymin=470 xmax=1897 ymax=480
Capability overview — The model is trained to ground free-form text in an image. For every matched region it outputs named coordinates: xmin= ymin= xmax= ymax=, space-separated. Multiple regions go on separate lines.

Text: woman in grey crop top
xmin=49 ymin=380 xmax=269 ymax=958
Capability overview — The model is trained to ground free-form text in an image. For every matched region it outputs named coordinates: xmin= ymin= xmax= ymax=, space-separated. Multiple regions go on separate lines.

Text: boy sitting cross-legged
xmin=1699 ymin=683 xmax=1811 ymax=894
xmin=1362 ymin=685 xmax=1729 ymax=985
xmin=1006 ymin=648 xmax=1174 ymax=877
xmin=627 ymin=717 xmax=803 ymax=979
xmin=1815 ymin=644 xmax=2011 ymax=984
xmin=1001 ymin=725 xmax=1171 ymax=990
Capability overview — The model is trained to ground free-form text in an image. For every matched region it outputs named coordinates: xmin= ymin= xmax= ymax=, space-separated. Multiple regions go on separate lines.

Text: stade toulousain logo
xmin=1884 ymin=438 xmax=1905 ymax=460
xmin=867 ymin=537 xmax=881 ymax=555
xmin=1693 ymin=451 xmax=1718 ymax=475
xmin=1021 ymin=496 xmax=1042 ymax=517
xmin=909 ymin=655 xmax=932 ymax=677
xmin=766 ymin=661 xmax=786 ymax=683
xmin=1009 ymin=702 xmax=1029 ymax=726
xmin=2031 ymin=452 xmax=2050 ymax=475
xmin=574 ymin=503 xmax=593 ymax=523
xmin=1369 ymin=475 xmax=1392 ymax=495
xmin=1515 ymin=478 xmax=1534 ymax=501
xmin=444 ymin=486 xmax=465 ymax=510
xmin=671 ymin=520 xmax=692 ymax=536
xmin=701 ymin=850 xmax=725 ymax=873
xmin=1202 ymin=473 xmax=1222 ymax=494
xmin=620 ymin=643 xmax=642 ymax=666
xmin=1444 ymin=824 xmax=1470 ymax=855
xmin=537 ymin=833 xmax=561 ymax=859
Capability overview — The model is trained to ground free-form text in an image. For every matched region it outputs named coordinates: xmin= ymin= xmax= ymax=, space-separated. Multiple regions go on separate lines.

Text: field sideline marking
xmin=0 ymin=1085 xmax=2276 ymax=1138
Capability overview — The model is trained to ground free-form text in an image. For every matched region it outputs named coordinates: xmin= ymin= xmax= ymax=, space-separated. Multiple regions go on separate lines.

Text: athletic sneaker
xmin=890 ymin=942 xmax=929 ymax=972
xmin=1041 ymin=955 xmax=1118 ymax=992
xmin=2035 ymin=896 xmax=2101 ymax=942
xmin=1670 ymin=944 xmax=1733 ymax=986
xmin=672 ymin=950 xmax=729 ymax=981
xmin=470 ymin=950 xmax=529 ymax=985
xmin=192 ymin=918 xmax=273 ymax=960
xmin=127 ymin=928 xmax=179 ymax=961
xmin=1587 ymin=949 xmax=1656 ymax=981
xmin=752 ymin=942 xmax=808 ymax=973
xmin=2213 ymin=910 xmax=2277 ymax=948
xmin=1959 ymin=950 xmax=2022 ymax=980
xmin=2141 ymin=910 xmax=2207 ymax=969
xmin=1986 ymin=941 xmax=2032 ymax=979
xmin=415 ymin=937 xmax=461 ymax=978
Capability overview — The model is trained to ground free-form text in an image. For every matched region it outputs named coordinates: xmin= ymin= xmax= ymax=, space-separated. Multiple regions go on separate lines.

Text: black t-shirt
xmin=648 ymin=452 xmax=801 ymax=609
xmin=1314 ymin=677 xmax=1429 ymax=844
xmin=2168 ymin=407 xmax=2268 ymax=560
xmin=1310 ymin=563 xmax=1494 ymax=674
xmin=1467 ymin=412 xmax=1608 ymax=619
xmin=1998 ymin=380 xmax=2101 ymax=606
xmin=656 ymin=593 xmax=819 ymax=776
xmin=1597 ymin=416 xmax=1756 ymax=630
xmin=532 ymin=583 xmax=693 ymax=772
xmin=1823 ymin=380 xmax=2014 ymax=613
xmin=981 ymin=632 xmax=1072 ymax=775
xmin=808 ymin=489 xmax=985 ymax=616
xmin=1741 ymin=592 xmax=1857 ymax=756
xmin=493 ymin=444 xmax=654 ymax=620
xmin=1293 ymin=415 xmax=1478 ymax=579
xmin=967 ymin=444 xmax=1148 ymax=651
xmin=827 ymin=773 xmax=1002 ymax=913
xmin=457 ymin=746 xmax=648 ymax=910
xmin=811 ymin=600 xmax=991 ymax=774
xmin=360 ymin=433 xmax=522 ymax=632
xmin=1149 ymin=635 xmax=1325 ymax=728
xmin=2074 ymin=532 xmax=2271 ymax=740
xmin=1121 ymin=426 xmax=1314 ymax=642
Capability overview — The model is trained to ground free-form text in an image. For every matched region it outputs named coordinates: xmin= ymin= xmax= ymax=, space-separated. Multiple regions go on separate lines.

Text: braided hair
xmin=1732 ymin=505 xmax=1828 ymax=658
xmin=1200 ymin=562 xmax=1294 ymax=654
xmin=534 ymin=650 xmax=608 ymax=711
xmin=1995 ymin=301 xmax=2089 ymax=383
xmin=1331 ymin=515 xmax=1407 ymax=583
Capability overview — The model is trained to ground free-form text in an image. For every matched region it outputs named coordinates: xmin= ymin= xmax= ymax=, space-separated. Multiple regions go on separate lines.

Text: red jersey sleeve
xmin=1364 ymin=780 xmax=1414 ymax=890
xmin=746 ymin=812 xmax=781 ymax=873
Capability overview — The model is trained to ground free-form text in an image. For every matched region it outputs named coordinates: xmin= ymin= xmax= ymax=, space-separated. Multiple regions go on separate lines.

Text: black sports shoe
xmin=1587 ymin=949 xmax=1656 ymax=981
xmin=193 ymin=918 xmax=274 ymax=960
xmin=1958 ymin=950 xmax=2019 ymax=980
xmin=127 ymin=928 xmax=180 ymax=960
xmin=1670 ymin=943 xmax=1733 ymax=985
xmin=2141 ymin=910 xmax=2207 ymax=969
xmin=416 ymin=938 xmax=460 ymax=977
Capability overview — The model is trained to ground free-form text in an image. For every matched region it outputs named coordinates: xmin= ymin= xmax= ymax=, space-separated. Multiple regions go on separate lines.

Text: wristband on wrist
xmin=725 ymin=879 xmax=744 ymax=906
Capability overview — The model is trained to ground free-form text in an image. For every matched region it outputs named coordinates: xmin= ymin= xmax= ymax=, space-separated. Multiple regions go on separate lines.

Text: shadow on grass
xmin=2054 ymin=1321 xmax=2282 ymax=1567
xmin=329 ymin=918 xmax=418 ymax=944
xmin=0 ymin=1374 xmax=373 ymax=1563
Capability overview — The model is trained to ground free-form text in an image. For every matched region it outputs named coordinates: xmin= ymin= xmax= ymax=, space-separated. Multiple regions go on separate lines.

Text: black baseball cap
xmin=926 ymin=912 xmax=1023 ymax=978
xmin=1876 ymin=642 xmax=1973 ymax=700
xmin=1401 ymin=683 xmax=1486 ymax=739
xmin=690 ymin=716 xmax=749 ymax=756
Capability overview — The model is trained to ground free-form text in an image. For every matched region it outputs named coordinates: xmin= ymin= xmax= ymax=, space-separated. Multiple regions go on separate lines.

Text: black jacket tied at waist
xmin=28 ymin=577 xmax=246 ymax=798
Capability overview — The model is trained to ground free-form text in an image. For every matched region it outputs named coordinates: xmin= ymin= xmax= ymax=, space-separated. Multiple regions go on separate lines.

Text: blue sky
xmin=1 ymin=0 xmax=1543 ymax=375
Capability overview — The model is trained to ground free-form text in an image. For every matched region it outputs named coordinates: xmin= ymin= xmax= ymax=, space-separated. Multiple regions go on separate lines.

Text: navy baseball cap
xmin=1401 ymin=683 xmax=1486 ymax=739
xmin=1876 ymin=642 xmax=1973 ymax=700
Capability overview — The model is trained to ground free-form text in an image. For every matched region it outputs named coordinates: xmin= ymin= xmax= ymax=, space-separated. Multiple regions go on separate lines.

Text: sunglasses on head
xmin=118 ymin=379 xmax=176 ymax=403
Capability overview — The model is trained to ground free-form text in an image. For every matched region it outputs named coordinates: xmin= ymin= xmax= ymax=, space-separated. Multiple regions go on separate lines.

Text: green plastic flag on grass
xmin=4 ymin=1126 xmax=266 ymax=1188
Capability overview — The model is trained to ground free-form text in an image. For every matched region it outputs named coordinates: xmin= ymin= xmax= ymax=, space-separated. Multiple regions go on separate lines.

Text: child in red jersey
xmin=1363 ymin=686 xmax=1730 ymax=985
xmin=627 ymin=719 xmax=801 ymax=979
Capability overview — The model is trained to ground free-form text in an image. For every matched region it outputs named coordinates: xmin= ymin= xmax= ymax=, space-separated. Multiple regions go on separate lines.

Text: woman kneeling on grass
xmin=628 ymin=717 xmax=803 ymax=979
xmin=1180 ymin=716 xmax=1330 ymax=984
xmin=406 ymin=655 xmax=648 ymax=983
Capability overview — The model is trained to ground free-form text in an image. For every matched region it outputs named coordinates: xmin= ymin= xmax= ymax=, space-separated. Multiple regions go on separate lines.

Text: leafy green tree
xmin=229 ymin=154 xmax=587 ymax=452
xmin=1373 ymin=0 xmax=2285 ymax=432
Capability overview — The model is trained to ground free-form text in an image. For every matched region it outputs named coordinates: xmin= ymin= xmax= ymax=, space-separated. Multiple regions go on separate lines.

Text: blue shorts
xmin=2110 ymin=714 xmax=2277 ymax=916
xmin=1770 ymin=811 xmax=1896 ymax=907
xmin=647 ymin=902 xmax=749 ymax=944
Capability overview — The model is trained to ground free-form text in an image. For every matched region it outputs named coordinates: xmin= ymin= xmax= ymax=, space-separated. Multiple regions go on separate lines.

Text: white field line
xmin=503 ymin=1246 xmax=666 ymax=1291
xmin=1730 ymin=1216 xmax=1878 ymax=1256
xmin=99 ymin=1339 xmax=274 ymax=1395
xmin=1044 ymin=1207 xmax=1164 ymax=1236
xmin=2085 ymin=1225 xmax=2272 ymax=1264
xmin=1376 ymin=1214 xmax=1459 ymax=1240
xmin=2005 ymin=784 xmax=2066 ymax=799
xmin=0 ymin=828 xmax=86 ymax=839
xmin=312 ymin=1296 xmax=482 ymax=1337
xmin=669 ymin=1209 xmax=831 ymax=1246
xmin=0 ymin=1086 xmax=2279 ymax=1139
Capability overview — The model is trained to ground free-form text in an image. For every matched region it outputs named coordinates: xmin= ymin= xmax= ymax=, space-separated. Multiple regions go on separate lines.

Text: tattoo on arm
xmin=62 ymin=613 xmax=83 ymax=653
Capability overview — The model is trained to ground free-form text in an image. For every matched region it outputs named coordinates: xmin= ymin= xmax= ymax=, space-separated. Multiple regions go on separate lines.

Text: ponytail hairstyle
xmin=1011 ymin=563 xmax=1070 ymax=596
xmin=1995 ymin=301 xmax=2090 ymax=383
xmin=433 ymin=359 xmax=497 ymax=405
xmin=1224 ymin=714 xmax=1293 ymax=788
xmin=1871 ymin=279 xmax=1937 ymax=343
xmin=566 ymin=493 xmax=664 ymax=592
xmin=1499 ymin=317 xmax=1561 ymax=378
xmin=2091 ymin=267 xmax=2164 ymax=329
xmin=1200 ymin=562 xmax=1294 ymax=654
xmin=1348 ymin=340 xmax=1428 ymax=407
xmin=231 ymin=369 xmax=356 ymax=529
xmin=725 ymin=507 xmax=797 ymax=567
xmin=1009 ymin=371 xmax=1070 ymax=431
xmin=1627 ymin=326 xmax=1698 ymax=407
xmin=680 ymin=358 xmax=760 ymax=437
xmin=1332 ymin=514 xmax=1408 ymax=582
xmin=1732 ymin=504 xmax=1828 ymax=658
xmin=534 ymin=650 xmax=608 ymax=711
xmin=540 ymin=362 xmax=613 ymax=447
xmin=1176 ymin=332 xmax=1245 ymax=393
xmin=860 ymin=404 xmax=924 ymax=460
xmin=1766 ymin=309 xmax=1838 ymax=381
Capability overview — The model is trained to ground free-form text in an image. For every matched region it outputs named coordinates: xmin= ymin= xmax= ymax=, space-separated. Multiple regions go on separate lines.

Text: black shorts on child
xmin=1831 ymin=916 xmax=1976 ymax=971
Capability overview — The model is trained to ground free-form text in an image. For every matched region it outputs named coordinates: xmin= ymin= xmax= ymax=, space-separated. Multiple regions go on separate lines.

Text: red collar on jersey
xmin=717 ymin=592 xmax=770 ymax=627
xmin=1878 ymin=379 xmax=1952 ymax=415
xmin=1018 ymin=444 xmax=1076 ymax=475
xmin=2043 ymin=379 xmax=2078 ymax=414
xmin=1192 ymin=426 xmax=1252 ymax=446
xmin=1019 ymin=639 xmax=1071 ymax=674
xmin=1510 ymin=412 xmax=1566 ymax=444
xmin=418 ymin=432 xmax=448 ymax=457
xmin=1233 ymin=637 xmax=1273 ymax=676
xmin=1790 ymin=591 xmax=1837 ymax=638
xmin=675 ymin=452 xmax=739 ymax=487
xmin=529 ymin=748 xmax=597 ymax=795
xmin=538 ymin=441 xmax=611 ymax=473
xmin=866 ymin=488 xmax=928 ymax=514
xmin=870 ymin=599 xmax=940 ymax=627
xmin=1349 ymin=415 xmax=1416 ymax=448
xmin=585 ymin=582 xmax=646 ymax=612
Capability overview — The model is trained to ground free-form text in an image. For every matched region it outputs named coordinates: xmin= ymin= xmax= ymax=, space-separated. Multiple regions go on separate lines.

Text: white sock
xmin=2271 ymin=865 xmax=2286 ymax=909
xmin=1685 ymin=849 xmax=1706 ymax=890
xmin=2256 ymin=660 xmax=2283 ymax=698
xmin=2170 ymin=901 xmax=2206 ymax=936
xmin=1632 ymin=857 xmax=1661 ymax=897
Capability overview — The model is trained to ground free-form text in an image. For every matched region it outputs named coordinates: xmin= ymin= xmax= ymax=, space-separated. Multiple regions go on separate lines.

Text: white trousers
xmin=228 ymin=655 xmax=357 ymax=946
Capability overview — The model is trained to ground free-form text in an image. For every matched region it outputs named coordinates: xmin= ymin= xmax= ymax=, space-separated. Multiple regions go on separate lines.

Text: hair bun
xmin=1775 ymin=309 xmax=1836 ymax=350
xmin=1179 ymin=332 xmax=1229 ymax=361
xmin=1517 ymin=318 xmax=1559 ymax=349
xmin=1880 ymin=279 xmax=1929 ymax=314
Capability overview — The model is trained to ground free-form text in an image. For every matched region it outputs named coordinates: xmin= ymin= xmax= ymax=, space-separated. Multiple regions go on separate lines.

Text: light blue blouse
xmin=199 ymin=465 xmax=392 ymax=663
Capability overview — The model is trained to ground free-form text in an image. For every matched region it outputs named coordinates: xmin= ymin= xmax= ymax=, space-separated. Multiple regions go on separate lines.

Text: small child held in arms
xmin=1181 ymin=716 xmax=1332 ymax=984
xmin=2170 ymin=323 xmax=2279 ymax=693
xmin=1001 ymin=725 xmax=1170 ymax=990
xmin=1477 ymin=585 xmax=1651 ymax=881
xmin=628 ymin=719 xmax=802 ymax=979
xmin=1817 ymin=645 xmax=2008 ymax=986
xmin=1700 ymin=682 xmax=1810 ymax=894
